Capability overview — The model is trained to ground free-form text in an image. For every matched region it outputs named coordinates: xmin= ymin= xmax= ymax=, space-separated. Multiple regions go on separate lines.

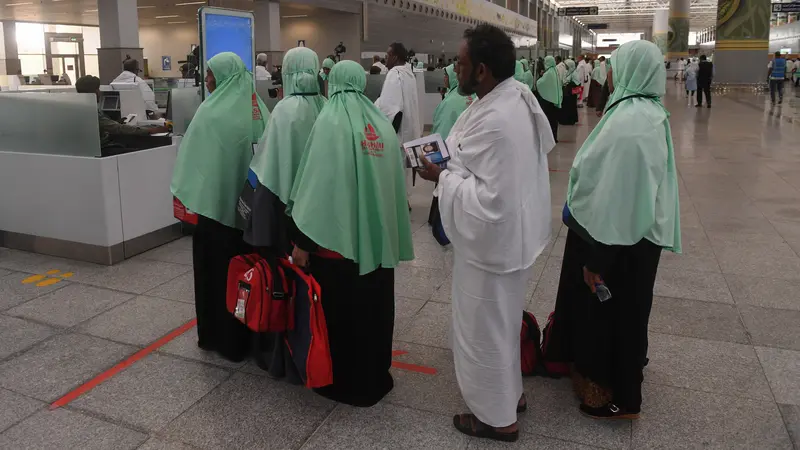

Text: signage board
xmin=773 ymin=2 xmax=800 ymax=13
xmin=162 ymin=56 xmax=171 ymax=71
xmin=587 ymin=23 xmax=608 ymax=29
xmin=557 ymin=6 xmax=599 ymax=16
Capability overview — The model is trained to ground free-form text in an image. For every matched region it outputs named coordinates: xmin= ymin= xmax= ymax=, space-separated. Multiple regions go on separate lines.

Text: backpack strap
xmin=262 ymin=254 xmax=287 ymax=300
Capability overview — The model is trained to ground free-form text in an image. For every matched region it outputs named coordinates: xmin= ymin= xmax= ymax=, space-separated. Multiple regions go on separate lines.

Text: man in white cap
xmin=255 ymin=53 xmax=271 ymax=80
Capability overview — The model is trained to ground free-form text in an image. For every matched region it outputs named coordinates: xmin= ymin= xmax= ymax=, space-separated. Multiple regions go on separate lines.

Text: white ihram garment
xmin=435 ymin=78 xmax=555 ymax=427
xmin=111 ymin=70 xmax=159 ymax=112
xmin=376 ymin=63 xmax=422 ymax=196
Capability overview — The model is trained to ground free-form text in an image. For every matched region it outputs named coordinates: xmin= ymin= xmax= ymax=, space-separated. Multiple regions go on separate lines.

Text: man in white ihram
xmin=111 ymin=58 xmax=159 ymax=113
xmin=375 ymin=42 xmax=421 ymax=199
xmin=417 ymin=24 xmax=554 ymax=443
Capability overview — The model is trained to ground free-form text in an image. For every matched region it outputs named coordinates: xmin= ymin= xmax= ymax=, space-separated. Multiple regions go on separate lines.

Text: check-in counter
xmin=0 ymin=91 xmax=183 ymax=265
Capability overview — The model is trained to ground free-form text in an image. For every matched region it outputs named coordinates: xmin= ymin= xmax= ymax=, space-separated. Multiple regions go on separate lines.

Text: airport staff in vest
xmin=768 ymin=51 xmax=787 ymax=105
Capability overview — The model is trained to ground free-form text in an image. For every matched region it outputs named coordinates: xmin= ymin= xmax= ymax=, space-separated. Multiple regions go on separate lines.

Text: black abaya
xmin=559 ymin=83 xmax=579 ymax=125
xmin=310 ymin=255 xmax=395 ymax=407
xmin=193 ymin=215 xmax=253 ymax=362
xmin=536 ymin=94 xmax=559 ymax=142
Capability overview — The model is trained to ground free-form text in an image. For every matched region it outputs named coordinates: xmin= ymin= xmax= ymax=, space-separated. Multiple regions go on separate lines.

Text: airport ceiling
xmin=0 ymin=0 xmax=715 ymax=33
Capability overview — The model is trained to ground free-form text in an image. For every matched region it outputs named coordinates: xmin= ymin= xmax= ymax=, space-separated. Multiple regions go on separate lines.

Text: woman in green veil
xmin=287 ymin=60 xmax=414 ymax=407
xmin=431 ymin=64 xmax=473 ymax=140
xmin=171 ymin=52 xmax=267 ymax=362
xmin=543 ymin=41 xmax=680 ymax=420
xmin=559 ymin=59 xmax=579 ymax=125
xmin=535 ymin=56 xmax=562 ymax=142
xmin=318 ymin=57 xmax=335 ymax=96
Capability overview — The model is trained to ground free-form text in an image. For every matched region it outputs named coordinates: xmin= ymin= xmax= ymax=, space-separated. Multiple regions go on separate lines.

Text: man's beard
xmin=458 ymin=68 xmax=479 ymax=96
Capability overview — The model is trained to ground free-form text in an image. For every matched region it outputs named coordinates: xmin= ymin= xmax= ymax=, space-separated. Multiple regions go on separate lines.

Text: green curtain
xmin=287 ymin=60 xmax=414 ymax=275
xmin=171 ymin=51 xmax=268 ymax=228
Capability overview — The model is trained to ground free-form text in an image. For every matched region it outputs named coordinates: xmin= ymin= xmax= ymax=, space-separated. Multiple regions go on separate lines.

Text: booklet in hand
xmin=403 ymin=133 xmax=450 ymax=168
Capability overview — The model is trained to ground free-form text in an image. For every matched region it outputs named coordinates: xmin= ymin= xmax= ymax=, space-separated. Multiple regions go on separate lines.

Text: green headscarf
xmin=566 ymin=40 xmax=680 ymax=253
xmin=520 ymin=59 xmax=535 ymax=90
xmin=536 ymin=56 xmax=562 ymax=108
xmin=250 ymin=47 xmax=325 ymax=204
xmin=432 ymin=64 xmax=473 ymax=140
xmin=287 ymin=60 xmax=414 ymax=274
xmin=564 ymin=59 xmax=581 ymax=85
xmin=171 ymin=52 xmax=268 ymax=228
xmin=591 ymin=61 xmax=607 ymax=85
xmin=513 ymin=60 xmax=526 ymax=84
xmin=320 ymin=58 xmax=335 ymax=81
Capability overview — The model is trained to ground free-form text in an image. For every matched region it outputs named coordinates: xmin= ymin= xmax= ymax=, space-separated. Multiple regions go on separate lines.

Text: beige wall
xmin=280 ymin=12 xmax=362 ymax=64
xmin=139 ymin=23 xmax=198 ymax=78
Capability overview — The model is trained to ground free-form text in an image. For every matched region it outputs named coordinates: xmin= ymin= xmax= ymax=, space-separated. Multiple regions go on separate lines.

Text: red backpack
xmin=540 ymin=311 xmax=571 ymax=378
xmin=521 ymin=311 xmax=543 ymax=376
xmin=226 ymin=254 xmax=294 ymax=333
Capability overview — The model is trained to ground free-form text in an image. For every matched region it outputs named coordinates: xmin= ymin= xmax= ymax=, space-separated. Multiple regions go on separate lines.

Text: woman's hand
xmin=292 ymin=246 xmax=310 ymax=268
xmin=582 ymin=266 xmax=603 ymax=293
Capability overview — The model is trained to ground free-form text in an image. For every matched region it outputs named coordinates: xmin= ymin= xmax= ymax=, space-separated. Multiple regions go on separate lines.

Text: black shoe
xmin=580 ymin=403 xmax=640 ymax=420
xmin=779 ymin=99 xmax=783 ymax=104
xmin=695 ymin=104 xmax=702 ymax=108
xmin=707 ymin=105 xmax=711 ymax=108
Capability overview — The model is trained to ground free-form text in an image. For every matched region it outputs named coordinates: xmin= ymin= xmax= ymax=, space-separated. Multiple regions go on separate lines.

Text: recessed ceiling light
xmin=282 ymin=14 xmax=308 ymax=18
xmin=155 ymin=15 xmax=180 ymax=18
xmin=168 ymin=21 xmax=188 ymax=23
xmin=85 ymin=8 xmax=97 ymax=12
xmin=175 ymin=1 xmax=205 ymax=5
xmin=6 ymin=2 xmax=33 ymax=6
xmin=138 ymin=5 xmax=156 ymax=8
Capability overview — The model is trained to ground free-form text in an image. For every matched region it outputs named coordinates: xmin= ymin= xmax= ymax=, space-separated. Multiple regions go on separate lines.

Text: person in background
xmin=675 ymin=57 xmax=686 ymax=80
xmin=372 ymin=55 xmax=388 ymax=74
xmin=255 ymin=53 xmax=271 ymax=80
xmin=287 ymin=60 xmax=414 ymax=406
xmin=75 ymin=75 xmax=168 ymax=148
xmin=416 ymin=24 xmax=554 ymax=442
xmin=559 ymin=59 xmax=580 ymax=125
xmin=587 ymin=59 xmax=605 ymax=109
xmin=579 ymin=55 xmax=592 ymax=106
xmin=768 ymin=51 xmax=787 ymax=105
xmin=59 ymin=71 xmax=72 ymax=85
xmin=556 ymin=55 xmax=567 ymax=84
xmin=513 ymin=60 xmax=529 ymax=90
xmin=519 ymin=58 xmax=534 ymax=90
xmin=111 ymin=58 xmax=159 ymax=113
xmin=319 ymin=57 xmax=335 ymax=97
xmin=171 ymin=52 xmax=268 ymax=362
xmin=431 ymin=64 xmax=474 ymax=140
xmin=369 ymin=66 xmax=382 ymax=75
xmin=548 ymin=40 xmax=680 ymax=420
xmin=376 ymin=42 xmax=422 ymax=201
xmin=696 ymin=54 xmax=713 ymax=108
xmin=535 ymin=56 xmax=562 ymax=142
xmin=793 ymin=58 xmax=800 ymax=87
xmin=684 ymin=57 xmax=698 ymax=105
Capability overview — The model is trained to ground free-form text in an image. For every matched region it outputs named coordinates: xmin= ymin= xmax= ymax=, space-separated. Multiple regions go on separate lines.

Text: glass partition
xmin=168 ymin=87 xmax=203 ymax=136
xmin=423 ymin=70 xmax=446 ymax=94
xmin=0 ymin=92 xmax=100 ymax=157
xmin=255 ymin=80 xmax=280 ymax=112
xmin=364 ymin=74 xmax=386 ymax=102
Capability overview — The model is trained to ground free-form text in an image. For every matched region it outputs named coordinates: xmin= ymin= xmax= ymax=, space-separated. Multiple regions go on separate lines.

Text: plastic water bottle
xmin=595 ymin=283 xmax=612 ymax=302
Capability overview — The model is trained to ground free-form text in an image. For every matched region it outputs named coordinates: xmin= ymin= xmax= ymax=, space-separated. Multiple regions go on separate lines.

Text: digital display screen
xmin=102 ymin=94 xmax=119 ymax=110
xmin=203 ymin=13 xmax=253 ymax=72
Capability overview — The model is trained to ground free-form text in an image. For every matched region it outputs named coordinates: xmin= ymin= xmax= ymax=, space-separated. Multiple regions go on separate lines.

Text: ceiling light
xmin=6 ymin=2 xmax=33 ymax=6
xmin=85 ymin=8 xmax=97 ymax=12
xmin=175 ymin=1 xmax=205 ymax=5
xmin=168 ymin=21 xmax=188 ymax=23
xmin=138 ymin=5 xmax=156 ymax=8
xmin=155 ymin=15 xmax=180 ymax=18
xmin=282 ymin=14 xmax=308 ymax=18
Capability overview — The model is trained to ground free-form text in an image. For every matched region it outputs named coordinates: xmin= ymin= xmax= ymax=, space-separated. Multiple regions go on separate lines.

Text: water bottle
xmin=595 ymin=283 xmax=612 ymax=302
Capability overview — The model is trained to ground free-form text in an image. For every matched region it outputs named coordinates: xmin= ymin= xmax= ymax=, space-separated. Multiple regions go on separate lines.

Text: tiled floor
xmin=1 ymin=83 xmax=800 ymax=449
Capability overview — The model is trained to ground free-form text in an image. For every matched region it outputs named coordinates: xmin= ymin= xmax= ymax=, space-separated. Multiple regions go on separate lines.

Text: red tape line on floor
xmin=391 ymin=361 xmax=438 ymax=375
xmin=50 ymin=318 xmax=198 ymax=410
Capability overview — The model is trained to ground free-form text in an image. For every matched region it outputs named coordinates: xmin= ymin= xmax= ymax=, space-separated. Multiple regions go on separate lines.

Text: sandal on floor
xmin=452 ymin=413 xmax=519 ymax=442
xmin=517 ymin=394 xmax=527 ymax=413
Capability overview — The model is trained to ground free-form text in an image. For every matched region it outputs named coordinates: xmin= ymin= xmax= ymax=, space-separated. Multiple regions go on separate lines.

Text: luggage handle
xmin=263 ymin=254 xmax=287 ymax=300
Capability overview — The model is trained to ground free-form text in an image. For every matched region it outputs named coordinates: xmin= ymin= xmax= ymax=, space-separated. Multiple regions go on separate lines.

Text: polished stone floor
xmin=1 ymin=83 xmax=799 ymax=449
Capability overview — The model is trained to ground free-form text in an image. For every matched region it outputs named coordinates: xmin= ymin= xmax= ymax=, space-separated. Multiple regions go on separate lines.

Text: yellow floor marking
xmin=22 ymin=274 xmax=47 ymax=284
xmin=36 ymin=278 xmax=62 ymax=287
xmin=58 ymin=272 xmax=74 ymax=278
xmin=46 ymin=269 xmax=61 ymax=275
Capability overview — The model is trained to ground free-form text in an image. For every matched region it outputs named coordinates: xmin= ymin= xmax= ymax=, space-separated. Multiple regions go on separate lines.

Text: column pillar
xmin=666 ymin=0 xmax=689 ymax=60
xmin=254 ymin=0 xmax=282 ymax=69
xmin=714 ymin=0 xmax=770 ymax=83
xmin=652 ymin=9 xmax=669 ymax=56
xmin=1 ymin=21 xmax=21 ymax=76
xmin=97 ymin=0 xmax=142 ymax=83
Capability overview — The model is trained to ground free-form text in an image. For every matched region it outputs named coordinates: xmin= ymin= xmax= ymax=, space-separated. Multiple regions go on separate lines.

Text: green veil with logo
xmin=287 ymin=60 xmax=414 ymax=274
xmin=431 ymin=64 xmax=472 ymax=140
xmin=171 ymin=51 xmax=268 ymax=228
xmin=536 ymin=56 xmax=562 ymax=108
xmin=566 ymin=40 xmax=681 ymax=252
xmin=250 ymin=47 xmax=326 ymax=203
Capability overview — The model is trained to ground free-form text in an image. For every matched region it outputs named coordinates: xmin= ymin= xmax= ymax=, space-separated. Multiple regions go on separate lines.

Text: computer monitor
xmin=100 ymin=92 xmax=122 ymax=121
xmin=102 ymin=94 xmax=120 ymax=111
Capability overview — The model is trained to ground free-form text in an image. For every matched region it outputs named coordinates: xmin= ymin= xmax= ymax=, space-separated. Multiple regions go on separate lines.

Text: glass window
xmin=84 ymin=55 xmax=99 ymax=77
xmin=16 ymin=22 xmax=46 ymax=55
xmin=50 ymin=41 xmax=79 ymax=55
xmin=19 ymin=54 xmax=46 ymax=75
xmin=0 ymin=22 xmax=5 ymax=59
xmin=46 ymin=24 xmax=83 ymax=34
xmin=82 ymin=26 xmax=100 ymax=55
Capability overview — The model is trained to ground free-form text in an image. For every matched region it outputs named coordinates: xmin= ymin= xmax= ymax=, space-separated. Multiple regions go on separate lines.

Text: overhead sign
xmin=161 ymin=56 xmax=171 ymax=71
xmin=773 ymin=2 xmax=800 ymax=12
xmin=557 ymin=6 xmax=599 ymax=16
xmin=587 ymin=23 xmax=608 ymax=29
